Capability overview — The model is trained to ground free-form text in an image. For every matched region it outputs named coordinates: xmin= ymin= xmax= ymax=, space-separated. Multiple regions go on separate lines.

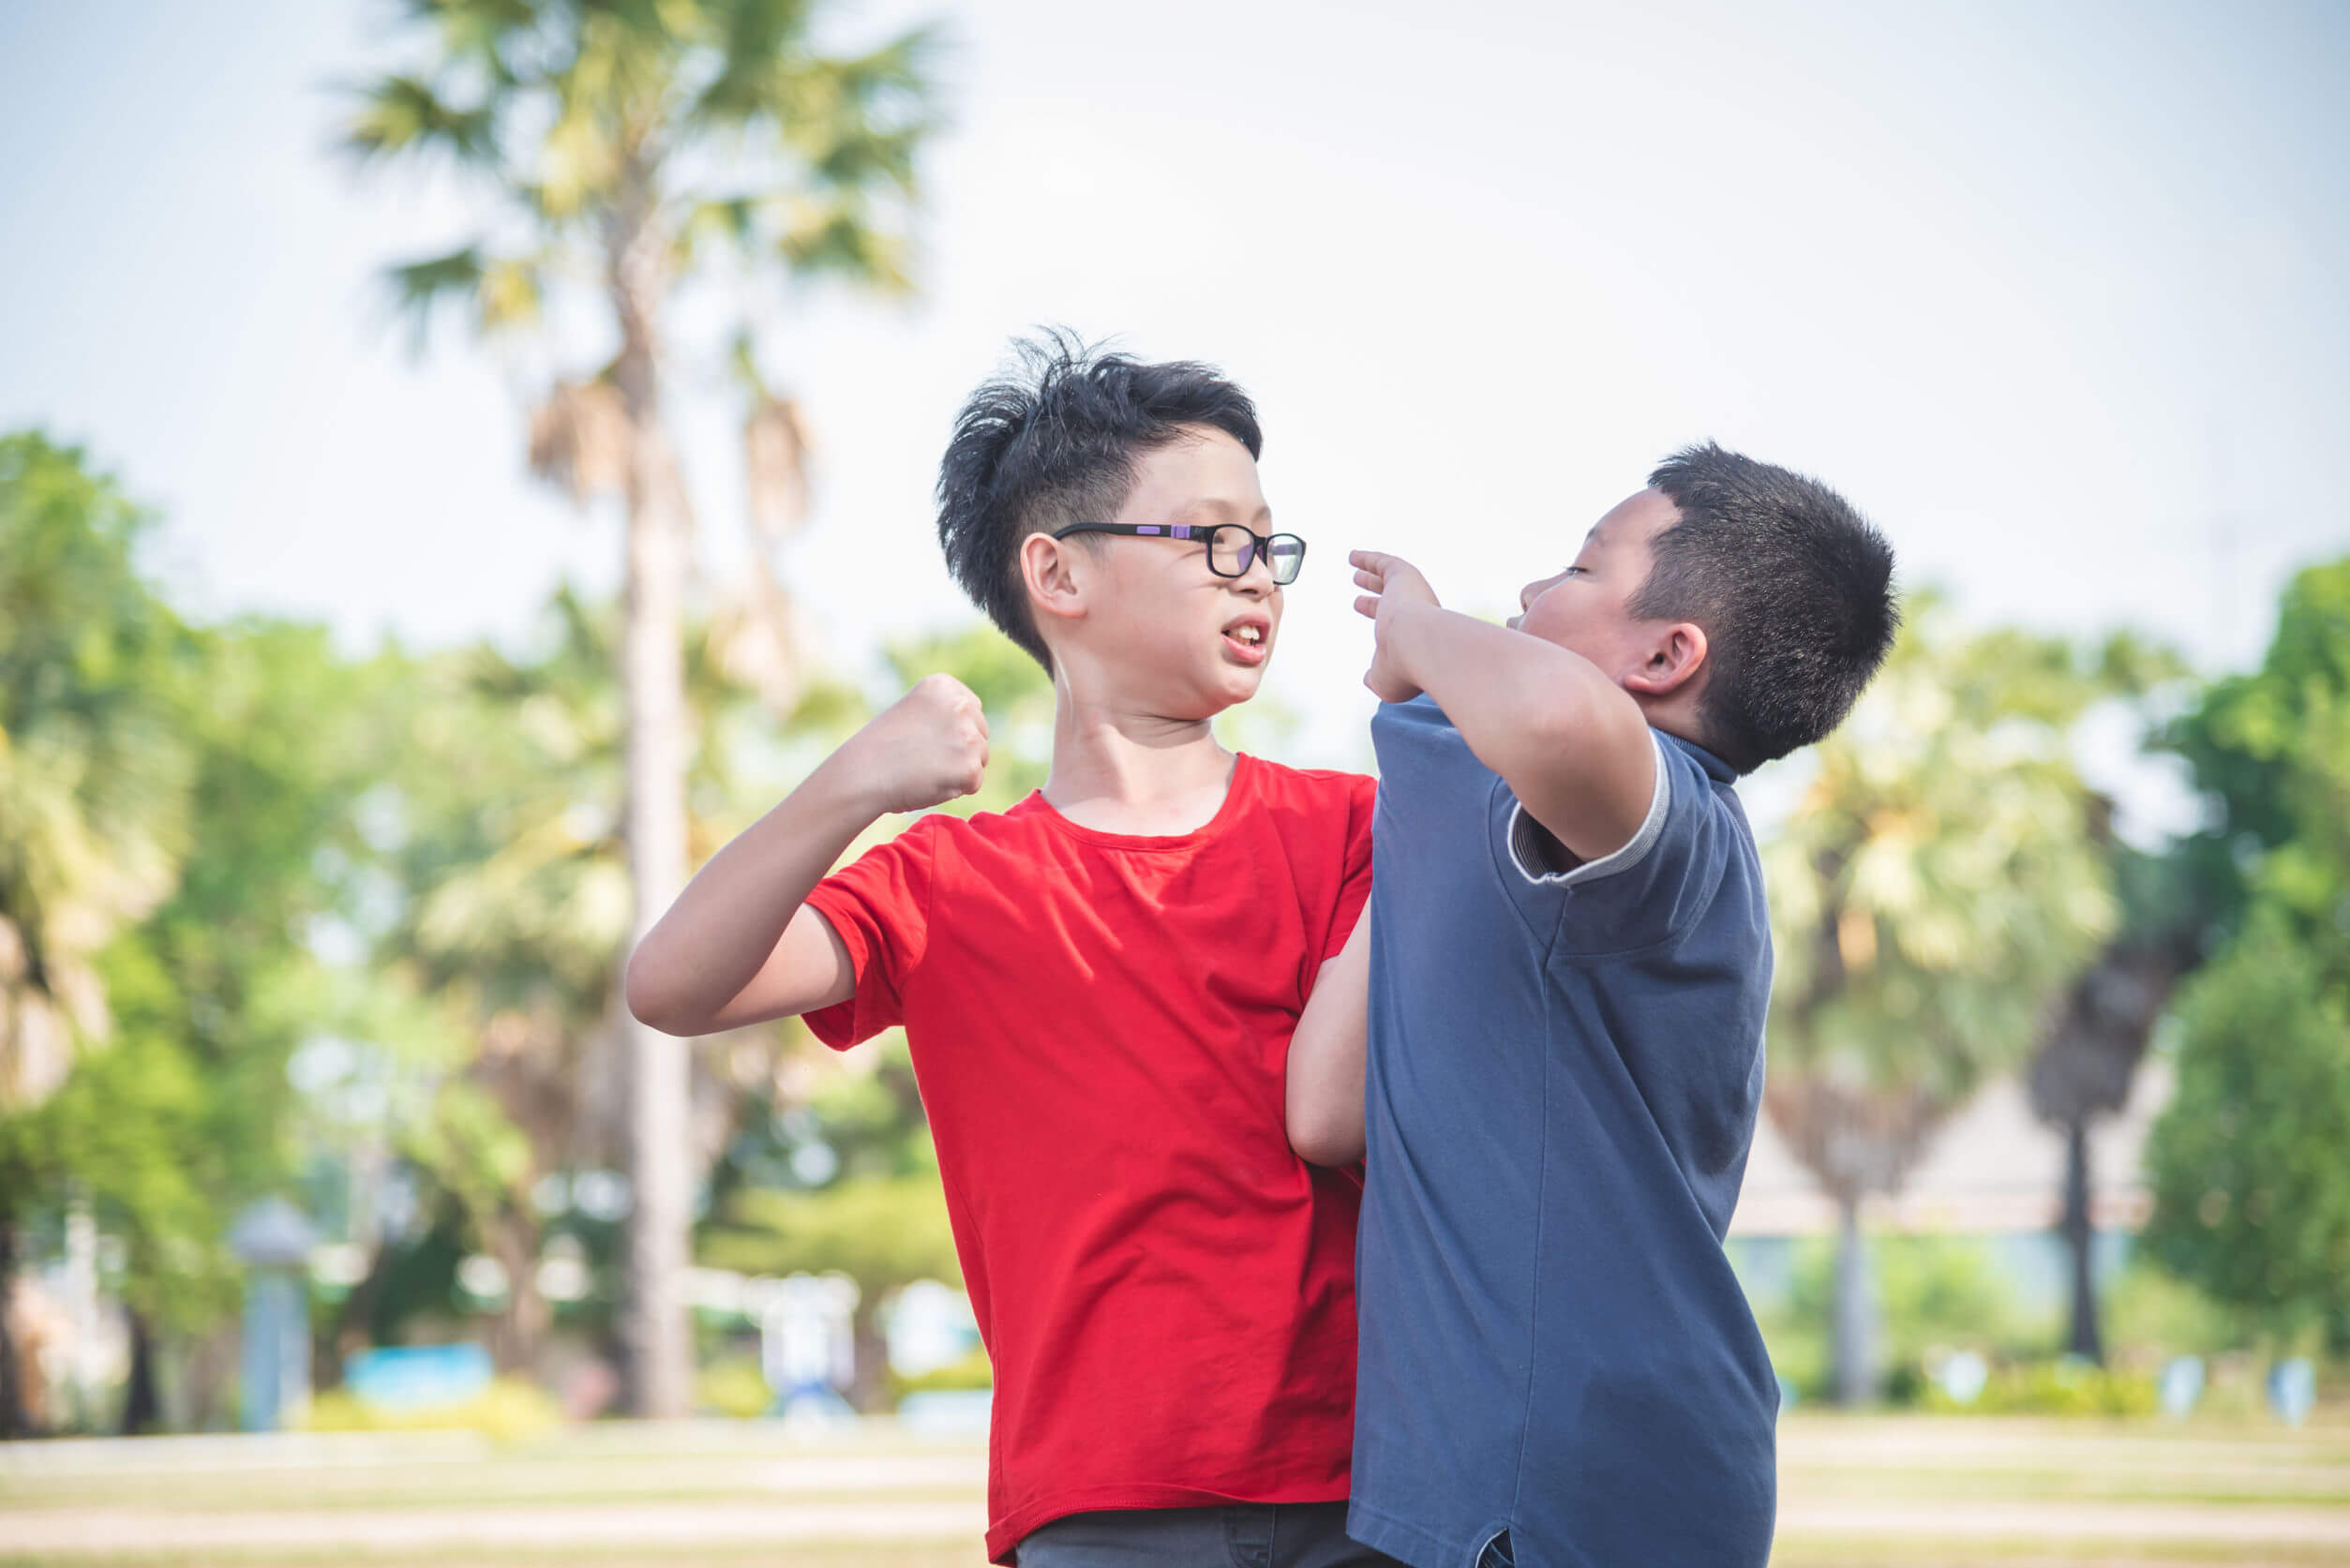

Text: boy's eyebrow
xmin=1171 ymin=497 xmax=1275 ymax=526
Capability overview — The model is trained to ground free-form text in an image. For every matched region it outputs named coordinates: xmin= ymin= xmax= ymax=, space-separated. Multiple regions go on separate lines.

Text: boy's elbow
xmin=622 ymin=945 xmax=696 ymax=1037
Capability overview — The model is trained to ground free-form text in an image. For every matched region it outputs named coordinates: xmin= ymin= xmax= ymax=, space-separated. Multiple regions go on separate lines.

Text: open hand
xmin=1351 ymin=550 xmax=1440 ymax=704
xmin=847 ymin=673 xmax=990 ymax=813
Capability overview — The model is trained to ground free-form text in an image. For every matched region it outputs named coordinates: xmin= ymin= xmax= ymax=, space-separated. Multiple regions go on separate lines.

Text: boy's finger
xmin=1355 ymin=595 xmax=1379 ymax=618
xmin=1355 ymin=569 xmax=1380 ymax=590
xmin=1349 ymin=549 xmax=1388 ymax=571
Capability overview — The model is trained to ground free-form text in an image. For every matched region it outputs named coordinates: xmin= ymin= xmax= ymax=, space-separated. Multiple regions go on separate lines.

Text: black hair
xmin=1636 ymin=441 xmax=1899 ymax=771
xmin=936 ymin=331 xmax=1262 ymax=670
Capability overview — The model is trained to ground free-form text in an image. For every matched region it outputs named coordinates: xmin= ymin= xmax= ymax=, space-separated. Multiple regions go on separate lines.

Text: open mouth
xmin=1221 ymin=616 xmax=1271 ymax=665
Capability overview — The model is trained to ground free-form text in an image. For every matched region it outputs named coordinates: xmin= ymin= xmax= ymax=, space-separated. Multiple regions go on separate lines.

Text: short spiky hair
xmin=936 ymin=332 xmax=1262 ymax=669
xmin=1637 ymin=442 xmax=1899 ymax=771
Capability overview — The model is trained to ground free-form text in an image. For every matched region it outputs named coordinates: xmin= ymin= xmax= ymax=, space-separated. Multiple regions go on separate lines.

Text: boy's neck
xmin=1629 ymin=685 xmax=1709 ymax=759
xmin=1041 ymin=682 xmax=1237 ymax=836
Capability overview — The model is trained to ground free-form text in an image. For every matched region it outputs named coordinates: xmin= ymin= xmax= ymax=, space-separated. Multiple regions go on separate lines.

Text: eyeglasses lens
xmin=1209 ymin=527 xmax=1305 ymax=584
xmin=1207 ymin=527 xmax=1253 ymax=577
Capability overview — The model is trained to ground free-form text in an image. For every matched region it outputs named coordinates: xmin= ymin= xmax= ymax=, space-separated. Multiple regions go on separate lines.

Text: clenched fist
xmin=847 ymin=673 xmax=991 ymax=813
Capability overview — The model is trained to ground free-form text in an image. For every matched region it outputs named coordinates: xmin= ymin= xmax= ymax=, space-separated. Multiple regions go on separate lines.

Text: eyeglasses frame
xmin=1048 ymin=521 xmax=1308 ymax=585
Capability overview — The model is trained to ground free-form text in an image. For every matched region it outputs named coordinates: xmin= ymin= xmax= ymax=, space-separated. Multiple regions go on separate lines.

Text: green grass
xmin=3 ymin=1411 xmax=2345 ymax=1567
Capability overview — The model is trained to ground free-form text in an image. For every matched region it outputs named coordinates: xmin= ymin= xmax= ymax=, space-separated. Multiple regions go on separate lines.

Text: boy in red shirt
xmin=627 ymin=336 xmax=1386 ymax=1566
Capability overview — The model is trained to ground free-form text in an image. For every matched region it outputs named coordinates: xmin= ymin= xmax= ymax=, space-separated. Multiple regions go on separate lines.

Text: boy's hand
xmin=1352 ymin=550 xmax=1440 ymax=704
xmin=844 ymin=673 xmax=990 ymax=813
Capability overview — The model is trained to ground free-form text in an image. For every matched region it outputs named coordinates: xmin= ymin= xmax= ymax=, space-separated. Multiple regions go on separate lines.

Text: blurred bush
xmin=1924 ymin=1359 xmax=2158 ymax=1416
xmin=2103 ymin=1262 xmax=2252 ymax=1364
xmin=891 ymin=1343 xmax=992 ymax=1399
xmin=1759 ymin=1234 xmax=2050 ymax=1403
xmin=303 ymin=1376 xmax=559 ymax=1442
xmin=696 ymin=1352 xmax=773 ymax=1419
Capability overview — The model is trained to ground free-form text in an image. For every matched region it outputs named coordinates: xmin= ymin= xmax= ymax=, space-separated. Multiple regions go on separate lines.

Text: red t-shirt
xmin=803 ymin=755 xmax=1376 ymax=1561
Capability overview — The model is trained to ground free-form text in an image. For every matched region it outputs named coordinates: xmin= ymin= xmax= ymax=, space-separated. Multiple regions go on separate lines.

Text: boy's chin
xmin=1160 ymin=664 xmax=1263 ymax=720
xmin=1209 ymin=662 xmax=1267 ymax=706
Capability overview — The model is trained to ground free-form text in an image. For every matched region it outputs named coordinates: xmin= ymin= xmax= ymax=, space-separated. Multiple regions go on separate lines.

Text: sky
xmin=4 ymin=0 xmax=2346 ymax=827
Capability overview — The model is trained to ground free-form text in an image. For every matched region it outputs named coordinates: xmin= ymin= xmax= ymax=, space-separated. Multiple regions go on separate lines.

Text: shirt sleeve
xmin=1323 ymin=772 xmax=1380 ymax=964
xmin=801 ymin=818 xmax=940 ymax=1051
xmin=1493 ymin=734 xmax=1730 ymax=956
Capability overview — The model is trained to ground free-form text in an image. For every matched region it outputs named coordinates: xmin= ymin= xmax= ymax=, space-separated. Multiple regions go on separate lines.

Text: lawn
xmin=2 ymin=1412 xmax=2343 ymax=1567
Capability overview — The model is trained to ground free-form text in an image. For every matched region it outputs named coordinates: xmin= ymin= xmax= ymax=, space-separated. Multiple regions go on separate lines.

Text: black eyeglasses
xmin=1050 ymin=522 xmax=1307 ymax=585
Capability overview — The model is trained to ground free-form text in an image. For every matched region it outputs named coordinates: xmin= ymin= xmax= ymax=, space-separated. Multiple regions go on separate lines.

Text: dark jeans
xmin=1017 ymin=1503 xmax=1407 ymax=1568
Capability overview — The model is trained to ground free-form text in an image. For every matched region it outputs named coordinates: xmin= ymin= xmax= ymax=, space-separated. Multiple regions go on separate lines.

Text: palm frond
xmin=777 ymin=197 xmax=912 ymax=292
xmin=694 ymin=0 xmax=826 ymax=120
xmin=527 ymin=378 xmax=632 ymax=504
xmin=742 ymin=392 xmax=807 ymax=545
xmin=411 ymin=0 xmax=540 ymax=83
xmin=478 ymin=254 xmax=546 ymax=332
xmin=382 ymin=245 xmax=552 ymax=349
xmin=382 ymin=245 xmax=484 ymax=351
xmin=775 ymin=27 xmax=943 ymax=198
xmin=344 ymin=72 xmax=500 ymax=166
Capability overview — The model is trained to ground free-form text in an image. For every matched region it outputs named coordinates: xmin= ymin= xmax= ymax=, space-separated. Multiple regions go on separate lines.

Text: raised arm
xmin=1352 ymin=552 xmax=1656 ymax=865
xmin=1285 ymin=914 xmax=1371 ymax=1167
xmin=624 ymin=674 xmax=989 ymax=1037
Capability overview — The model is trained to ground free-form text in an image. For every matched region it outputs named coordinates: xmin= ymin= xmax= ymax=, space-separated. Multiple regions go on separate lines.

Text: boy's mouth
xmin=1221 ymin=614 xmax=1271 ymax=665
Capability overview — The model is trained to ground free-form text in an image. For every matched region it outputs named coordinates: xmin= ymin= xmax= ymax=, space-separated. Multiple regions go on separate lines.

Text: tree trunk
xmin=0 ymin=1218 xmax=27 ymax=1437
xmin=849 ymin=1299 xmax=891 ymax=1413
xmin=120 ymin=1307 xmax=159 ymax=1434
xmin=487 ymin=1219 xmax=551 ymax=1380
xmin=2060 ymin=1117 xmax=2103 ymax=1364
xmin=610 ymin=200 xmax=695 ymax=1415
xmin=618 ymin=466 xmax=694 ymax=1417
xmin=1831 ymin=1196 xmax=1876 ymax=1406
xmin=316 ymin=1238 xmax=395 ymax=1395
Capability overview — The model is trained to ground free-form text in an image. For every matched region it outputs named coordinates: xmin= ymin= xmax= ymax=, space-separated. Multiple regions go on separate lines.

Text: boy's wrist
xmin=801 ymin=743 xmax=896 ymax=833
xmin=1384 ymin=600 xmax=1447 ymax=686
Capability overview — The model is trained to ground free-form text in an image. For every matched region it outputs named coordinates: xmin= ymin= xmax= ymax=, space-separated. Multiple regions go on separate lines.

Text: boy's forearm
xmin=624 ymin=753 xmax=883 ymax=1032
xmin=1383 ymin=602 xmax=1619 ymax=782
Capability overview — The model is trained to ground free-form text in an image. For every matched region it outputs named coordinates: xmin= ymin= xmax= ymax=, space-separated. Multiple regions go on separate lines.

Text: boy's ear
xmin=1019 ymin=530 xmax=1088 ymax=628
xmin=1624 ymin=620 xmax=1708 ymax=699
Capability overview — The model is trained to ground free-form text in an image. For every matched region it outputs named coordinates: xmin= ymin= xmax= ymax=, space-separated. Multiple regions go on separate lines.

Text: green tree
xmin=346 ymin=0 xmax=945 ymax=1413
xmin=1761 ymin=599 xmax=2149 ymax=1403
xmin=2140 ymin=913 xmax=2350 ymax=1345
xmin=0 ymin=432 xmax=197 ymax=1435
xmin=0 ymin=433 xmax=191 ymax=1111
xmin=2141 ymin=558 xmax=2350 ymax=1348
xmin=1 ymin=431 xmax=406 ymax=1432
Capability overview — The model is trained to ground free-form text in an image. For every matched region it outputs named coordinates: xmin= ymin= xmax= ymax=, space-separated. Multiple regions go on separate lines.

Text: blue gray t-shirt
xmin=1347 ymin=694 xmax=1779 ymax=1568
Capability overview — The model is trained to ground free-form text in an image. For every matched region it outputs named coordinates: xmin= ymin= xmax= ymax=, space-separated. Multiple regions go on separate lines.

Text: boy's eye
xmin=1563 ymin=565 xmax=1588 ymax=578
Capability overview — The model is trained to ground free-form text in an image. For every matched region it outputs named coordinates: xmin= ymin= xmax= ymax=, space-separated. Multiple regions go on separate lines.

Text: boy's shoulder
xmin=1248 ymin=754 xmax=1377 ymax=806
xmin=1241 ymin=756 xmax=1380 ymax=854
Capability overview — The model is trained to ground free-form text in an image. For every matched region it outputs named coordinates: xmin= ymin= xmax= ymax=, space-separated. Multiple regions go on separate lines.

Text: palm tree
xmin=345 ymin=0 xmax=942 ymax=1415
xmin=2023 ymin=911 xmax=2192 ymax=1364
xmin=1760 ymin=603 xmax=2163 ymax=1403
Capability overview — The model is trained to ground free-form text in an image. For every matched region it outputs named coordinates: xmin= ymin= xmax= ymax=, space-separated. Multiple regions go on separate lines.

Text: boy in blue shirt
xmin=1287 ymin=445 xmax=1897 ymax=1568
